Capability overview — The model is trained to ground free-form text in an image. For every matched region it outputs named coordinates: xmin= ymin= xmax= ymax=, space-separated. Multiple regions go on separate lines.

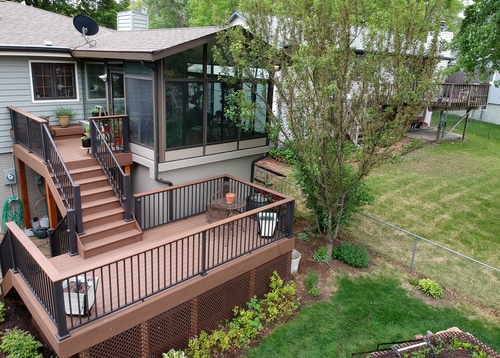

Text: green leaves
xmin=452 ymin=0 xmax=500 ymax=79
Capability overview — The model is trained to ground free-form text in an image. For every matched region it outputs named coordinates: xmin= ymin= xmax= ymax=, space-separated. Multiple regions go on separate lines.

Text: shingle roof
xmin=0 ymin=1 xmax=113 ymax=49
xmin=0 ymin=1 xmax=224 ymax=60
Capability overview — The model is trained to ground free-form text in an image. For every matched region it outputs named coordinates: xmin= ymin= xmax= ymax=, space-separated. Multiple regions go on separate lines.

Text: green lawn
xmin=245 ymin=266 xmax=500 ymax=357
xmin=245 ymin=114 xmax=500 ymax=357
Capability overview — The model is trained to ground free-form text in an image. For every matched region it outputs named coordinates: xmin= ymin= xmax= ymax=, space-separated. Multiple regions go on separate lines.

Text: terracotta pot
xmin=226 ymin=192 xmax=236 ymax=204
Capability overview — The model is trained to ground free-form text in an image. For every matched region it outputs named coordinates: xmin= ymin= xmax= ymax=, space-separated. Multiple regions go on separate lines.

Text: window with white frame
xmin=31 ymin=62 xmax=77 ymax=100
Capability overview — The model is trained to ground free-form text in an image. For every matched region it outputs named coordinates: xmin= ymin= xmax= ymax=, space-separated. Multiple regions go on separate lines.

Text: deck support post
xmin=17 ymin=159 xmax=32 ymax=229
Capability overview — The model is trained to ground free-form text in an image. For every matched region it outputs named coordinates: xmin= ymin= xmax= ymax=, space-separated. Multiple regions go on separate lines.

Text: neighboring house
xmin=0 ymin=3 xmax=295 ymax=357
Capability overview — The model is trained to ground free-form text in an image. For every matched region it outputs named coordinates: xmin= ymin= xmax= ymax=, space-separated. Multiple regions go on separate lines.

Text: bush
xmin=333 ymin=242 xmax=370 ymax=268
xmin=312 ymin=247 xmax=329 ymax=264
xmin=0 ymin=302 xmax=5 ymax=323
xmin=0 ymin=327 xmax=43 ymax=358
xmin=418 ymin=278 xmax=444 ymax=299
xmin=187 ymin=271 xmax=299 ymax=358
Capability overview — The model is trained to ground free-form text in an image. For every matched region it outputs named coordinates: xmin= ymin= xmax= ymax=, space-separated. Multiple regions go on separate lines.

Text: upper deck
xmin=428 ymin=83 xmax=490 ymax=111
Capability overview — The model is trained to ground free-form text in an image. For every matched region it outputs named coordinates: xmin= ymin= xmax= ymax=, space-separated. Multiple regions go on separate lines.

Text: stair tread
xmin=81 ymin=185 xmax=114 ymax=196
xmin=69 ymin=165 xmax=102 ymax=174
xmin=81 ymin=230 xmax=142 ymax=250
xmin=81 ymin=219 xmax=136 ymax=236
xmin=74 ymin=175 xmax=108 ymax=184
xmin=82 ymin=196 xmax=119 ymax=208
xmin=83 ymin=207 xmax=124 ymax=222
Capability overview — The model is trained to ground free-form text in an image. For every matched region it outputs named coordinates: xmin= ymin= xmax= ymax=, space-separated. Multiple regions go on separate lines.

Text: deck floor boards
xmin=54 ymin=213 xmax=275 ymax=330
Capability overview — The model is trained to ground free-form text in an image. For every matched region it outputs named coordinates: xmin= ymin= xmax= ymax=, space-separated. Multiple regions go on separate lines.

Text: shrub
xmin=303 ymin=271 xmax=321 ymax=297
xmin=0 ymin=327 xmax=43 ymax=358
xmin=418 ymin=278 xmax=444 ymax=299
xmin=162 ymin=349 xmax=186 ymax=358
xmin=313 ymin=247 xmax=329 ymax=264
xmin=334 ymin=242 xmax=370 ymax=268
xmin=187 ymin=271 xmax=299 ymax=358
xmin=297 ymin=232 xmax=310 ymax=242
xmin=0 ymin=302 xmax=5 ymax=323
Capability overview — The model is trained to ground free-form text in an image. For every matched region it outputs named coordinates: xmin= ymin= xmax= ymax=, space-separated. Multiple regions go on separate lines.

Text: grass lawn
xmin=245 ymin=263 xmax=500 ymax=358
xmin=246 ymin=114 xmax=500 ymax=357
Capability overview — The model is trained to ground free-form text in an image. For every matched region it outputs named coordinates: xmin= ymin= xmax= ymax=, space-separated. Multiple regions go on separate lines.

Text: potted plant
xmin=81 ymin=133 xmax=91 ymax=148
xmin=54 ymin=106 xmax=74 ymax=128
xmin=90 ymin=108 xmax=100 ymax=117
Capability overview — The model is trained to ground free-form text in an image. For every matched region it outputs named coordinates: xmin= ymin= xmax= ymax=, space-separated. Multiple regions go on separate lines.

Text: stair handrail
xmin=90 ymin=120 xmax=132 ymax=221
xmin=8 ymin=106 xmax=84 ymax=236
xmin=42 ymin=125 xmax=84 ymax=235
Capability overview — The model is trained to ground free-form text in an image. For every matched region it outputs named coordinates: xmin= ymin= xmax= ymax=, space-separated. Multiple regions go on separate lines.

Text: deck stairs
xmin=51 ymin=131 xmax=141 ymax=259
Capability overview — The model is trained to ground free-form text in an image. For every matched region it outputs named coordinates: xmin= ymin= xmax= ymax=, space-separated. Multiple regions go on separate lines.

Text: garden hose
xmin=2 ymin=197 xmax=23 ymax=232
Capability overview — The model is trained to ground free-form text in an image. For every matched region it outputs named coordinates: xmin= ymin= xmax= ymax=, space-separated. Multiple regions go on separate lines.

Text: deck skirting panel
xmin=76 ymin=248 xmax=292 ymax=358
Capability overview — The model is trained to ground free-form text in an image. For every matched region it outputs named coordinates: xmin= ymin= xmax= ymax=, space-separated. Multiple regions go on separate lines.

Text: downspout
xmin=147 ymin=60 xmax=173 ymax=186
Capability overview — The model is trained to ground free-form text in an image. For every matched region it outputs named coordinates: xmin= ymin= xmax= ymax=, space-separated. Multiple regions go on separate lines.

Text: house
xmin=0 ymin=2 xmax=295 ymax=357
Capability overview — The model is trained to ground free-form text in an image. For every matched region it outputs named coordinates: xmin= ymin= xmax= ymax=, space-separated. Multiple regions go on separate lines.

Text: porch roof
xmin=0 ymin=1 xmax=225 ymax=61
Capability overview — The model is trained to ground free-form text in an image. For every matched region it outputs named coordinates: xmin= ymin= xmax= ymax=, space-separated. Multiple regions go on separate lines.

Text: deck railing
xmin=8 ymin=106 xmax=83 ymax=237
xmin=429 ymin=83 xmax=490 ymax=109
xmin=90 ymin=120 xmax=132 ymax=221
xmin=1 ymin=175 xmax=294 ymax=339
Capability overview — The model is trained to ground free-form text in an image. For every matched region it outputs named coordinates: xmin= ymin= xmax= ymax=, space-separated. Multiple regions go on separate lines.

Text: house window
xmin=31 ymin=62 xmax=77 ymax=100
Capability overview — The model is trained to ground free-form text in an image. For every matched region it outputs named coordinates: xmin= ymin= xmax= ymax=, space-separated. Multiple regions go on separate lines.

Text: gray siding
xmin=0 ymin=56 xmax=84 ymax=153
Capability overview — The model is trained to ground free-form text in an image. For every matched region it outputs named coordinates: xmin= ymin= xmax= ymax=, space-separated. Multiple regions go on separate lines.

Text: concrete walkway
xmin=407 ymin=126 xmax=464 ymax=142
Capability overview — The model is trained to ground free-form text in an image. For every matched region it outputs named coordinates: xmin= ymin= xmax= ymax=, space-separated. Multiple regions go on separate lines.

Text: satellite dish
xmin=73 ymin=15 xmax=99 ymax=47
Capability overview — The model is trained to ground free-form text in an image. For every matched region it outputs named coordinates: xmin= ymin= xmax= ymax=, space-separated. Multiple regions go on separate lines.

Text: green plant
xmin=417 ymin=278 xmax=444 ymax=299
xmin=91 ymin=108 xmax=100 ymax=116
xmin=297 ymin=232 xmax=310 ymax=242
xmin=54 ymin=106 xmax=74 ymax=118
xmin=0 ymin=327 xmax=43 ymax=358
xmin=162 ymin=349 xmax=186 ymax=358
xmin=334 ymin=242 xmax=370 ymax=268
xmin=187 ymin=272 xmax=299 ymax=358
xmin=312 ymin=246 xmax=329 ymax=264
xmin=408 ymin=277 xmax=419 ymax=286
xmin=303 ymin=270 xmax=321 ymax=297
xmin=0 ymin=302 xmax=5 ymax=323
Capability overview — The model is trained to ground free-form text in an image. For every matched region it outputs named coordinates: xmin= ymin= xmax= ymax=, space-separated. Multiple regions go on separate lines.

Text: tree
xmin=216 ymin=0 xmax=461 ymax=258
xmin=452 ymin=0 xmax=500 ymax=81
xmin=188 ymin=0 xmax=241 ymax=26
xmin=141 ymin=0 xmax=189 ymax=28
xmin=14 ymin=0 xmax=130 ymax=29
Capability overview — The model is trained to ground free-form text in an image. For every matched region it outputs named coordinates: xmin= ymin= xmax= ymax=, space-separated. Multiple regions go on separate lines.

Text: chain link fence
xmin=344 ymin=212 xmax=500 ymax=312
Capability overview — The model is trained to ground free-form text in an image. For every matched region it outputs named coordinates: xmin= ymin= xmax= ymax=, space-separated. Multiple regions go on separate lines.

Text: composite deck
xmin=4 ymin=126 xmax=295 ymax=357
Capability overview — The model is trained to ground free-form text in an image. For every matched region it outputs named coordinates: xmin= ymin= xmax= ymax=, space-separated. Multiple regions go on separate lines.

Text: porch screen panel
xmin=126 ymin=77 xmax=154 ymax=147
xmin=240 ymin=82 xmax=267 ymax=139
xmin=207 ymin=82 xmax=236 ymax=143
xmin=166 ymin=82 xmax=204 ymax=149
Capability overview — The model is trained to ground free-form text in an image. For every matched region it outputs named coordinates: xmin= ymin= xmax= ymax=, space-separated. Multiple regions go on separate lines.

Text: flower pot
xmin=226 ymin=192 xmax=236 ymax=204
xmin=81 ymin=138 xmax=91 ymax=148
xmin=58 ymin=115 xmax=70 ymax=128
xmin=114 ymin=136 xmax=122 ymax=146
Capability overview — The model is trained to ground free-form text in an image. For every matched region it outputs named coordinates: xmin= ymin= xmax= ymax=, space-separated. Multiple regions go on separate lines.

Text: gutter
xmin=0 ymin=44 xmax=71 ymax=53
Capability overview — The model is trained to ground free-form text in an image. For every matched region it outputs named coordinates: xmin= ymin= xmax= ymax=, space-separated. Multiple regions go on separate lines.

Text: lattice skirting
xmin=80 ymin=251 xmax=291 ymax=358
